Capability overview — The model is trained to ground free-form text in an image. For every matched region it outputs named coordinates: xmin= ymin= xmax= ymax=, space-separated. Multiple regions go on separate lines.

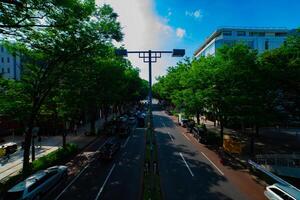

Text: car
xmin=137 ymin=116 xmax=145 ymax=128
xmin=99 ymin=139 xmax=121 ymax=160
xmin=264 ymin=183 xmax=300 ymax=200
xmin=179 ymin=119 xmax=189 ymax=127
xmin=5 ymin=165 xmax=68 ymax=200
xmin=0 ymin=142 xmax=18 ymax=157
xmin=128 ymin=116 xmax=136 ymax=125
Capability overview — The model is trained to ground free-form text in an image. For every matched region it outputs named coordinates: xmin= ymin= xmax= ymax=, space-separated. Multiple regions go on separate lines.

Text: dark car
xmin=193 ymin=126 xmax=207 ymax=143
xmin=117 ymin=116 xmax=130 ymax=137
xmin=99 ymin=139 xmax=121 ymax=160
xmin=137 ymin=116 xmax=145 ymax=128
xmin=186 ymin=120 xmax=196 ymax=133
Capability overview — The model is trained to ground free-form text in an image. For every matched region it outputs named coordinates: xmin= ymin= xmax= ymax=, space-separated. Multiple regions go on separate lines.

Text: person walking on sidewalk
xmin=38 ymin=135 xmax=42 ymax=148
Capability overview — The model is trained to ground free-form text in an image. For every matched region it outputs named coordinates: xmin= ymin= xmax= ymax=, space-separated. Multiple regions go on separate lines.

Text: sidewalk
xmin=0 ymin=115 xmax=113 ymax=182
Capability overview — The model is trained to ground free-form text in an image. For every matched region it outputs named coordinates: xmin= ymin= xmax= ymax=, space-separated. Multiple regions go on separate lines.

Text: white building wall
xmin=196 ymin=28 xmax=289 ymax=57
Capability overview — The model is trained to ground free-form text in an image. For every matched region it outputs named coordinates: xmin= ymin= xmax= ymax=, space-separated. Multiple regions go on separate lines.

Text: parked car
xmin=5 ymin=165 xmax=68 ymax=200
xmin=179 ymin=119 xmax=189 ymax=127
xmin=264 ymin=183 xmax=299 ymax=200
xmin=99 ymin=139 xmax=121 ymax=160
xmin=186 ymin=120 xmax=196 ymax=133
xmin=0 ymin=142 xmax=18 ymax=158
xmin=193 ymin=126 xmax=207 ymax=143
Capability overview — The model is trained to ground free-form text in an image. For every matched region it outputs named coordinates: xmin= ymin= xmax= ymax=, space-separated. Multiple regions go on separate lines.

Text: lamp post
xmin=115 ymin=49 xmax=185 ymax=113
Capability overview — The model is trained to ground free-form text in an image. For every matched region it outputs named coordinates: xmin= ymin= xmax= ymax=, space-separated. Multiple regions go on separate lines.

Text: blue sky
xmin=98 ymin=0 xmax=300 ymax=81
xmin=155 ymin=0 xmax=300 ymax=57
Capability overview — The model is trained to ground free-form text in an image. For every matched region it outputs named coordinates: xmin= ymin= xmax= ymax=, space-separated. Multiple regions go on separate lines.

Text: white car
xmin=264 ymin=183 xmax=300 ymax=200
xmin=5 ymin=165 xmax=68 ymax=200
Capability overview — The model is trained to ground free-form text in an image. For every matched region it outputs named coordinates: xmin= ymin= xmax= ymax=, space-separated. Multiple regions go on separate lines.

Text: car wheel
xmin=62 ymin=171 xmax=68 ymax=182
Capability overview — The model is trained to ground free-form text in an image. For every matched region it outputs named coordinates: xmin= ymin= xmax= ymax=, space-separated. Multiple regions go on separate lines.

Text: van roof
xmin=8 ymin=171 xmax=46 ymax=192
xmin=273 ymin=183 xmax=300 ymax=199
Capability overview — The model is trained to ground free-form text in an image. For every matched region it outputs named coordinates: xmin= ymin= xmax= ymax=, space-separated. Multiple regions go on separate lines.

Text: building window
xmin=1 ymin=68 xmax=4 ymax=74
xmin=237 ymin=31 xmax=246 ymax=36
xmin=7 ymin=68 xmax=10 ymax=73
xmin=223 ymin=31 xmax=232 ymax=36
xmin=7 ymin=57 xmax=10 ymax=63
xmin=275 ymin=32 xmax=287 ymax=37
xmin=0 ymin=46 xmax=3 ymax=52
xmin=249 ymin=32 xmax=265 ymax=37
xmin=265 ymin=40 xmax=269 ymax=50
xmin=1 ymin=57 xmax=3 ymax=63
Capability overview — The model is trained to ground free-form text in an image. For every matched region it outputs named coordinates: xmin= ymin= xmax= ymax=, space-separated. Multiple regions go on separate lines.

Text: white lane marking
xmin=182 ymin=133 xmax=191 ymax=141
xmin=201 ymin=152 xmax=224 ymax=176
xmin=167 ymin=132 xmax=174 ymax=142
xmin=122 ymin=136 xmax=131 ymax=148
xmin=55 ymin=139 xmax=109 ymax=200
xmin=179 ymin=153 xmax=194 ymax=177
xmin=54 ymin=164 xmax=89 ymax=200
xmin=95 ymin=163 xmax=116 ymax=200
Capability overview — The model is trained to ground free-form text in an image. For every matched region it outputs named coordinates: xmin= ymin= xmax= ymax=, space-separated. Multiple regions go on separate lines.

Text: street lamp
xmin=115 ymin=48 xmax=185 ymax=113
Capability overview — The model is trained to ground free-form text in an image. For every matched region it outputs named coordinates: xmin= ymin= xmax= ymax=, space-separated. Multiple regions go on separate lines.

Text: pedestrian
xmin=37 ymin=135 xmax=42 ymax=148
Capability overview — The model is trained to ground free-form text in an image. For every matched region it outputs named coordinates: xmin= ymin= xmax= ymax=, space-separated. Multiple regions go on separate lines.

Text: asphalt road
xmin=154 ymin=110 xmax=249 ymax=200
xmin=46 ymin=124 xmax=145 ymax=200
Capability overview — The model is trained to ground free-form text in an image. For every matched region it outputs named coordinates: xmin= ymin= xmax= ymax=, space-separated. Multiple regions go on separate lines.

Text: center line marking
xmin=179 ymin=153 xmax=194 ymax=177
xmin=122 ymin=136 xmax=130 ymax=148
xmin=95 ymin=163 xmax=116 ymax=200
xmin=182 ymin=133 xmax=191 ymax=141
xmin=201 ymin=152 xmax=224 ymax=176
xmin=167 ymin=132 xmax=174 ymax=141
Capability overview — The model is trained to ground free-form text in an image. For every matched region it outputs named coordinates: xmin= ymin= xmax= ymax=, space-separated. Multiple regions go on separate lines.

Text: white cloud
xmin=96 ymin=0 xmax=182 ymax=81
xmin=176 ymin=28 xmax=186 ymax=39
xmin=185 ymin=9 xmax=203 ymax=20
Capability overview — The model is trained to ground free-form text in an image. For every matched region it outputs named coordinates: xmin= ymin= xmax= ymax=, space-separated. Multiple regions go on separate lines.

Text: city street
xmin=46 ymin=125 xmax=145 ymax=200
xmin=154 ymin=109 xmax=267 ymax=200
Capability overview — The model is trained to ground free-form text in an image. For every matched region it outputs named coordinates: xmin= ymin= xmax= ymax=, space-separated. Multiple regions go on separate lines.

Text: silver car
xmin=5 ymin=165 xmax=68 ymax=200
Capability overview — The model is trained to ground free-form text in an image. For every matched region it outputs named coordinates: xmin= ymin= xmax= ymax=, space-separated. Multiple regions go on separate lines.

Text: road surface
xmin=48 ymin=125 xmax=145 ymax=200
xmin=154 ymin=110 xmax=263 ymax=200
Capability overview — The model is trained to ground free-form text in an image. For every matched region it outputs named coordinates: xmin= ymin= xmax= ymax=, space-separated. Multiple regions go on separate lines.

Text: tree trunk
xmin=250 ymin=132 xmax=255 ymax=157
xmin=31 ymin=137 xmax=35 ymax=161
xmin=62 ymin=131 xmax=66 ymax=148
xmin=90 ymin=109 xmax=97 ymax=135
xmin=23 ymin=124 xmax=33 ymax=177
xmin=220 ymin=119 xmax=224 ymax=146
xmin=196 ymin=111 xmax=200 ymax=125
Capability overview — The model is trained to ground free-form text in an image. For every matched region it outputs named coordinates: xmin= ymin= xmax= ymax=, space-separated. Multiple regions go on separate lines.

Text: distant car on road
xmin=137 ymin=116 xmax=145 ymax=128
xmin=128 ymin=116 xmax=136 ymax=125
xmin=264 ymin=183 xmax=299 ymax=200
xmin=99 ymin=139 xmax=121 ymax=160
xmin=5 ymin=165 xmax=68 ymax=200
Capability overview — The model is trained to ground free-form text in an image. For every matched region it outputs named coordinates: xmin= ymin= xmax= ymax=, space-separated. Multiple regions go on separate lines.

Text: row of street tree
xmin=153 ymin=31 xmax=300 ymax=153
xmin=0 ymin=0 xmax=148 ymax=176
